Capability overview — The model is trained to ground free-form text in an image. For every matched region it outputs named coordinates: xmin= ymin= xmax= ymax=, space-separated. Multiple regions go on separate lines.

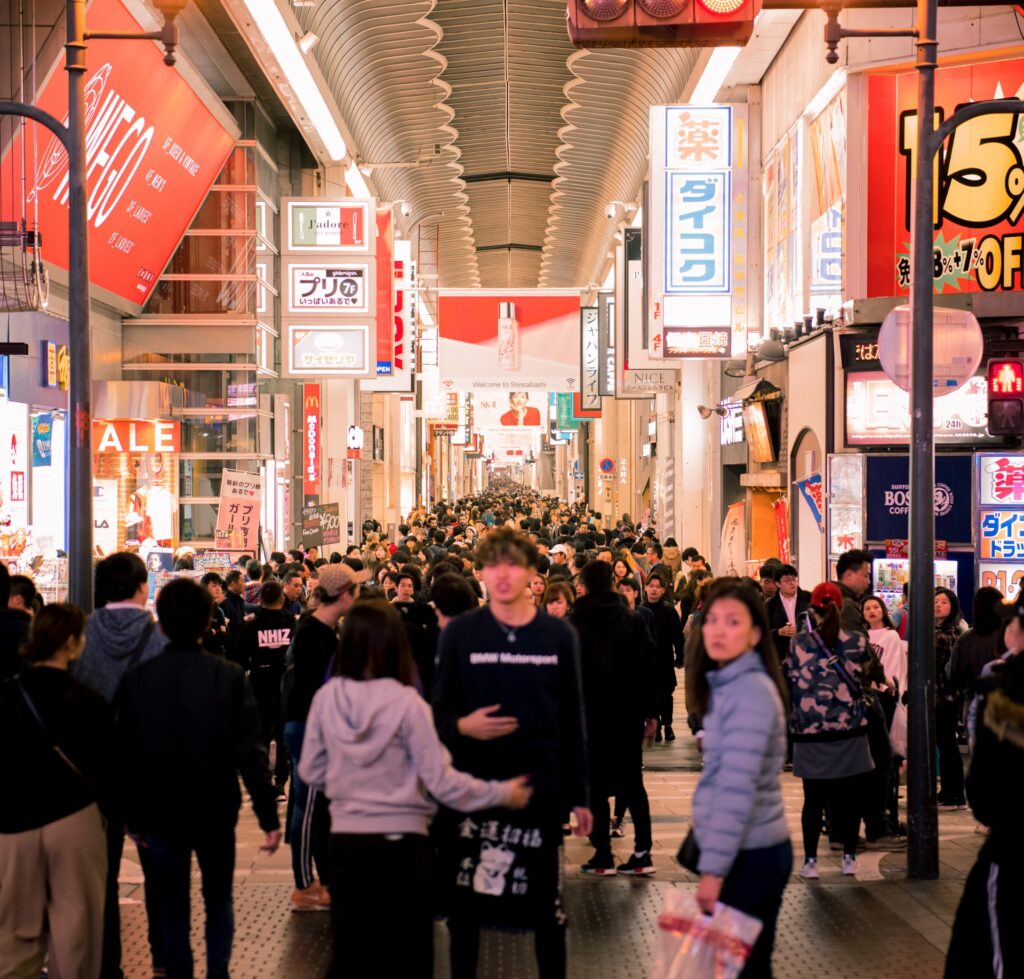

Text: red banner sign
xmin=375 ymin=209 xmax=394 ymax=374
xmin=867 ymin=58 xmax=1024 ymax=297
xmin=0 ymin=0 xmax=235 ymax=306
xmin=93 ymin=419 xmax=180 ymax=453
xmin=303 ymin=383 xmax=321 ymax=501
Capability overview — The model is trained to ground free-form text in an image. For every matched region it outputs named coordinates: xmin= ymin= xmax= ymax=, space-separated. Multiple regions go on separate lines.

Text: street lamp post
xmin=0 ymin=0 xmax=183 ymax=610
xmin=822 ymin=0 xmax=1021 ymax=878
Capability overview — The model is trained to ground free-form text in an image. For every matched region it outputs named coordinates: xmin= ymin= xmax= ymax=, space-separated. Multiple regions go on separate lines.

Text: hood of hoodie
xmin=87 ymin=606 xmax=159 ymax=659
xmin=318 ymin=676 xmax=413 ymax=767
xmin=571 ymin=590 xmax=630 ymax=626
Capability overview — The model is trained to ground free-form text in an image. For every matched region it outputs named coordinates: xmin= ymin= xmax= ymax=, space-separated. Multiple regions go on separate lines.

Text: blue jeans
xmin=719 ymin=839 xmax=792 ymax=979
xmin=284 ymin=721 xmax=329 ymax=890
xmin=141 ymin=826 xmax=235 ymax=979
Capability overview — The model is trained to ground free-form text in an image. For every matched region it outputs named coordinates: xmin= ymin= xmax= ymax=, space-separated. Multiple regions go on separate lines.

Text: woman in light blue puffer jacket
xmin=687 ymin=579 xmax=792 ymax=979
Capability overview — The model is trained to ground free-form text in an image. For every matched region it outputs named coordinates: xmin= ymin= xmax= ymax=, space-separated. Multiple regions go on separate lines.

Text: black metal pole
xmin=66 ymin=0 xmax=93 ymax=611
xmin=906 ymin=0 xmax=939 ymax=880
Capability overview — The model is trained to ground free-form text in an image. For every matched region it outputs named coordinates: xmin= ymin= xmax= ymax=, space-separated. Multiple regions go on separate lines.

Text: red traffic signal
xmin=987 ymin=358 xmax=1024 ymax=436
xmin=568 ymin=0 xmax=760 ymax=48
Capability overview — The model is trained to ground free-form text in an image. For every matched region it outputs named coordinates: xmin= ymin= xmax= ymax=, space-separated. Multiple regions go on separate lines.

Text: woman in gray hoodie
xmin=299 ymin=600 xmax=531 ymax=978
xmin=687 ymin=579 xmax=791 ymax=979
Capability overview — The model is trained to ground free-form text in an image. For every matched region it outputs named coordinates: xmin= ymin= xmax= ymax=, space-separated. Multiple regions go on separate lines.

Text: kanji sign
xmin=579 ymin=307 xmax=601 ymax=411
xmin=979 ymin=454 xmax=1024 ymax=506
xmin=977 ymin=452 xmax=1024 ymax=603
xmin=867 ymin=58 xmax=1024 ymax=296
xmin=215 ymin=470 xmax=262 ymax=552
xmin=288 ymin=264 xmax=370 ymax=313
xmin=649 ymin=104 xmax=748 ymax=360
xmin=286 ymin=324 xmax=369 ymax=376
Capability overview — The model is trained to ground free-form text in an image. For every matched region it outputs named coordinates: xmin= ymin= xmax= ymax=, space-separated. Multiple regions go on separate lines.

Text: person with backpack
xmin=0 ymin=605 xmax=114 ymax=978
xmin=73 ymin=552 xmax=166 ymax=979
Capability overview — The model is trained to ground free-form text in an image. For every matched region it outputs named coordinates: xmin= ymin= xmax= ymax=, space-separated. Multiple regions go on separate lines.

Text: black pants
xmin=937 ymin=698 xmax=965 ymax=804
xmin=877 ymin=691 xmax=903 ymax=830
xmin=658 ymin=690 xmax=674 ymax=728
xmin=863 ymin=697 xmax=893 ymax=839
xmin=801 ymin=774 xmax=863 ymax=859
xmin=945 ymin=845 xmax=1021 ymax=978
xmin=251 ymin=666 xmax=288 ymax=788
xmin=449 ymin=917 xmax=566 ymax=979
xmin=590 ymin=734 xmax=652 ymax=856
xmin=328 ymin=833 xmax=432 ymax=979
xmin=719 ymin=840 xmax=792 ymax=979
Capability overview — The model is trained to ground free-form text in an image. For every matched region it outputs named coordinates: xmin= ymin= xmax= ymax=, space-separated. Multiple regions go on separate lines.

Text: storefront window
xmin=94 ymin=452 xmax=178 ymax=553
xmin=178 ymin=413 xmax=262 ymax=454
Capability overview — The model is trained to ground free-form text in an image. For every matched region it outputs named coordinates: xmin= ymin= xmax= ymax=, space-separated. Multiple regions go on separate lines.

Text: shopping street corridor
xmin=115 ymin=686 xmax=981 ymax=978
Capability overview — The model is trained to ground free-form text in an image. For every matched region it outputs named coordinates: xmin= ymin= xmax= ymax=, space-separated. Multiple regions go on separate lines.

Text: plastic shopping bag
xmin=652 ymin=889 xmax=763 ymax=979
xmin=889 ymin=701 xmax=908 ymax=758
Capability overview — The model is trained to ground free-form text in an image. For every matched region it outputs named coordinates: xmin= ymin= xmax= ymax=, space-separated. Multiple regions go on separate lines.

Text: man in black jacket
xmin=569 ymin=560 xmax=658 ymax=876
xmin=0 ymin=562 xmax=30 ymax=680
xmin=643 ymin=572 xmax=684 ymax=741
xmin=234 ymin=580 xmax=294 ymax=794
xmin=765 ymin=563 xmax=811 ymax=662
xmin=117 ymin=579 xmax=281 ymax=979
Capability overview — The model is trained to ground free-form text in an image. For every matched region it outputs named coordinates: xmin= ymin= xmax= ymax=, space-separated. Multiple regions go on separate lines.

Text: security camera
xmin=400 ymin=202 xmax=412 ymax=218
xmin=605 ymin=203 xmax=617 ymax=220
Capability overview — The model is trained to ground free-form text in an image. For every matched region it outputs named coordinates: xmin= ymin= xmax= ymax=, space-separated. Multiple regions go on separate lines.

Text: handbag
xmin=889 ymin=701 xmax=909 ymax=757
xmin=676 ymin=828 xmax=701 ymax=873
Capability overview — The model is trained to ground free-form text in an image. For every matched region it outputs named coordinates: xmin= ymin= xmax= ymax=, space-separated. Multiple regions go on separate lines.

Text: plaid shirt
xmin=244 ymin=580 xmax=262 ymax=604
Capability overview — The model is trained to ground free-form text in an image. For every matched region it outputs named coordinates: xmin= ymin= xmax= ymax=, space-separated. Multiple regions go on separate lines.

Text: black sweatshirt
xmin=0 ymin=667 xmax=116 ymax=833
xmin=433 ymin=606 xmax=589 ymax=810
xmin=284 ymin=614 xmax=338 ymax=723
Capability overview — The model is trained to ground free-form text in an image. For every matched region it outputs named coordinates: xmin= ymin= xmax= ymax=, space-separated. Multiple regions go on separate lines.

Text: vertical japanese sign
xmin=763 ymin=125 xmax=801 ymax=333
xmin=648 ymin=104 xmax=748 ymax=359
xmin=808 ymin=89 xmax=847 ymax=301
xmin=579 ymin=306 xmax=601 ymax=411
xmin=303 ymin=383 xmax=321 ymax=504
xmin=375 ymin=208 xmax=394 ymax=375
xmin=598 ymin=292 xmax=615 ymax=397
xmin=977 ymin=452 xmax=1024 ymax=602
xmin=215 ymin=470 xmax=263 ymax=553
xmin=867 ymin=58 xmax=1024 ymax=296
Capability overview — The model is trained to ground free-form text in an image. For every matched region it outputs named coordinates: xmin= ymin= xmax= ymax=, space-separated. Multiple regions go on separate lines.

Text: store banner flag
xmin=773 ymin=497 xmax=791 ymax=563
xmin=720 ymin=501 xmax=746 ymax=576
xmin=31 ymin=413 xmax=52 ymax=467
xmin=796 ymin=472 xmax=824 ymax=531
xmin=215 ymin=470 xmax=262 ymax=552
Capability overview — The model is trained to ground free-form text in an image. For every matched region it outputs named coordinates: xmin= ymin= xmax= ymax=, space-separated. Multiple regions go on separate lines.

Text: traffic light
xmin=567 ymin=0 xmax=760 ymax=48
xmin=987 ymin=358 xmax=1024 ymax=436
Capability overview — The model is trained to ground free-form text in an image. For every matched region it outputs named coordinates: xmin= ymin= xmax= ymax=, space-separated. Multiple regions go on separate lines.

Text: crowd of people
xmin=0 ymin=487 xmax=1021 ymax=979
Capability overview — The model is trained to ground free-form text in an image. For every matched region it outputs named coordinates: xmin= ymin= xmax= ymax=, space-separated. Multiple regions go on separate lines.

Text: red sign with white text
xmin=375 ymin=209 xmax=394 ymax=374
xmin=303 ymin=384 xmax=321 ymax=501
xmin=0 ymin=0 xmax=235 ymax=306
xmin=93 ymin=419 xmax=180 ymax=453
xmin=867 ymin=58 xmax=1024 ymax=297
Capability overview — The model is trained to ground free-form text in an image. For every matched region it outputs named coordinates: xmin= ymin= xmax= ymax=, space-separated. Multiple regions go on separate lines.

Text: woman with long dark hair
xmin=934 ymin=586 xmax=967 ymax=810
xmin=687 ymin=580 xmax=791 ymax=978
xmin=948 ymin=586 xmax=1005 ymax=704
xmin=299 ymin=600 xmax=532 ymax=978
xmin=788 ymin=583 xmax=874 ymax=880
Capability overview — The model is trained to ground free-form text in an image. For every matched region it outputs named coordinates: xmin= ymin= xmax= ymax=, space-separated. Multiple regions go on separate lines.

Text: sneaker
xmin=863 ymin=835 xmax=907 ymax=850
xmin=842 ymin=855 xmax=858 ymax=877
xmin=617 ymin=851 xmax=656 ymax=876
xmin=581 ymin=853 xmax=617 ymax=876
xmin=291 ymin=884 xmax=331 ymax=912
xmin=610 ymin=817 xmax=626 ymax=839
xmin=664 ymin=725 xmax=676 ymax=742
xmin=798 ymin=859 xmax=819 ymax=880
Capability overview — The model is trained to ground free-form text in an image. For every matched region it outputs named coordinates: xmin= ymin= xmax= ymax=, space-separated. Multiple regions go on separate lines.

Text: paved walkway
xmin=118 ymin=686 xmax=981 ymax=977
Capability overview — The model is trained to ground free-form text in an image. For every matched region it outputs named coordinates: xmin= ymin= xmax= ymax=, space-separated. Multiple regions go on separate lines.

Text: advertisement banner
xmin=473 ymin=392 xmax=544 ymax=431
xmin=302 ymin=384 xmax=321 ymax=503
xmin=865 ymin=455 xmax=972 ymax=544
xmin=598 ymin=292 xmax=615 ymax=397
xmin=0 ymin=0 xmax=236 ymax=306
xmin=579 ymin=306 xmax=601 ymax=411
xmin=215 ymin=470 xmax=262 ymax=552
xmin=720 ymin=501 xmax=746 ymax=576
xmin=363 ymin=238 xmax=415 ymax=392
xmin=31 ymin=413 xmax=53 ymax=467
xmin=301 ymin=503 xmax=341 ymax=549
xmin=977 ymin=453 xmax=1024 ymax=600
xmin=287 ymin=263 xmax=372 ymax=313
xmin=285 ymin=324 xmax=370 ymax=377
xmin=93 ymin=419 xmax=180 ymax=454
xmin=808 ymin=88 xmax=846 ymax=298
xmin=867 ymin=58 xmax=1024 ymax=297
xmin=284 ymin=200 xmax=374 ymax=253
xmin=773 ymin=497 xmax=791 ymax=563
xmin=795 ymin=472 xmax=824 ymax=531
xmin=648 ymin=105 xmax=749 ymax=359
xmin=438 ymin=291 xmax=580 ymax=394
xmin=375 ymin=209 xmax=394 ymax=375
xmin=763 ymin=124 xmax=801 ymax=332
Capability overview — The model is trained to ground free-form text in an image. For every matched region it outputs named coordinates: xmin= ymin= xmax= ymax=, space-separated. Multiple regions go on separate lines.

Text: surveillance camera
xmin=605 ymin=203 xmax=617 ymax=220
xmin=400 ymin=202 xmax=412 ymax=218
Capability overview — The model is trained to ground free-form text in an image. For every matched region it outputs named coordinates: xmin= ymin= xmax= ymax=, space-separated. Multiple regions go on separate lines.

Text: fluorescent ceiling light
xmin=689 ymin=46 xmax=741 ymax=105
xmin=345 ymin=160 xmax=372 ymax=198
xmin=242 ymin=0 xmax=346 ymax=161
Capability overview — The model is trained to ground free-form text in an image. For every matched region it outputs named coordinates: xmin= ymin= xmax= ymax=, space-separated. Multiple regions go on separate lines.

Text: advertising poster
xmin=0 ymin=0 xmax=236 ymax=306
xmin=438 ymin=292 xmax=580 ymax=395
xmin=865 ymin=455 xmax=972 ymax=544
xmin=287 ymin=263 xmax=371 ymax=313
xmin=808 ymin=89 xmax=846 ymax=298
xmin=867 ymin=58 xmax=1024 ymax=297
xmin=31 ymin=413 xmax=53 ymax=467
xmin=720 ymin=501 xmax=746 ymax=576
xmin=978 ymin=453 xmax=1024 ymax=601
xmin=474 ymin=392 xmax=546 ymax=430
xmin=215 ymin=470 xmax=262 ymax=552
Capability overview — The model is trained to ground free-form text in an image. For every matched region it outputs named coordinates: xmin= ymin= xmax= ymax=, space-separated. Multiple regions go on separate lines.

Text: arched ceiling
xmin=294 ymin=0 xmax=703 ymax=289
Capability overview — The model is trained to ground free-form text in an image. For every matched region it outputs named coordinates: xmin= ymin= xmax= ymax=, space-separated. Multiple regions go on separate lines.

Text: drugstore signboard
xmin=867 ymin=58 xmax=1024 ymax=297
xmin=0 ymin=0 xmax=235 ymax=306
xmin=977 ymin=452 xmax=1024 ymax=602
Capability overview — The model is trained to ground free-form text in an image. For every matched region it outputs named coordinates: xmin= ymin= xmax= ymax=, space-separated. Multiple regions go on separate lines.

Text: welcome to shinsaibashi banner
xmin=867 ymin=57 xmax=1024 ymax=297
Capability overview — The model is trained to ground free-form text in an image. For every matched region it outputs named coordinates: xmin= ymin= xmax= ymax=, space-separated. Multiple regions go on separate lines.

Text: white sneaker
xmin=798 ymin=859 xmax=819 ymax=880
xmin=842 ymin=855 xmax=858 ymax=877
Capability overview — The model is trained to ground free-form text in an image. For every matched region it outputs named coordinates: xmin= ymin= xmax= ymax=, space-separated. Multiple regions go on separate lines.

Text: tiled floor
xmin=118 ymin=686 xmax=982 ymax=977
